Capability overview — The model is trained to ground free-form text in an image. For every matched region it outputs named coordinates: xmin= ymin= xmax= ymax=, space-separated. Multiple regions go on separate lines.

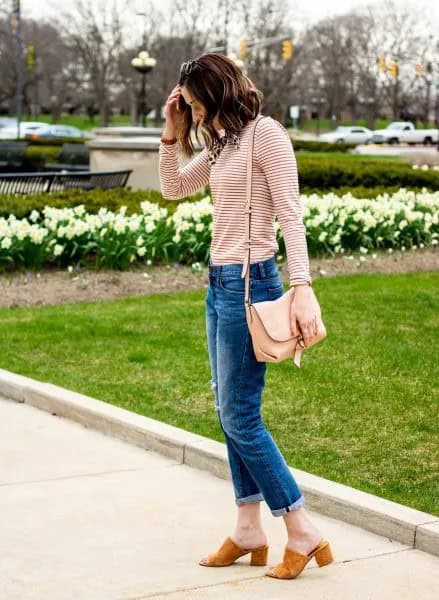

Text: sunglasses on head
xmin=180 ymin=59 xmax=200 ymax=76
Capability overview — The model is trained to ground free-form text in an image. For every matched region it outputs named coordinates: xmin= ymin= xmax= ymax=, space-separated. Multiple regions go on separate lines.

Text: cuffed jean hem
xmin=271 ymin=495 xmax=305 ymax=517
xmin=235 ymin=493 xmax=264 ymax=506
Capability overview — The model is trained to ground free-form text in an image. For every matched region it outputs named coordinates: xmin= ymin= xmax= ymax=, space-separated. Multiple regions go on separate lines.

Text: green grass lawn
xmin=0 ymin=271 xmax=437 ymax=515
xmin=297 ymin=151 xmax=406 ymax=163
xmin=19 ymin=114 xmax=143 ymax=130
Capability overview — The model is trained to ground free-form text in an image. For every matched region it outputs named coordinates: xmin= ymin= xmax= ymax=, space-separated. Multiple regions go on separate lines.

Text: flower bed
xmin=0 ymin=190 xmax=437 ymax=271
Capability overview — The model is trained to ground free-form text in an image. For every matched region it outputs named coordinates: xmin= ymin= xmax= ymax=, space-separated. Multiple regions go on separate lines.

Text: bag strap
xmin=241 ymin=114 xmax=265 ymax=307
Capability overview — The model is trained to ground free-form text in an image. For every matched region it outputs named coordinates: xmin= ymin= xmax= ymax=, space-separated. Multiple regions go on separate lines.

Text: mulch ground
xmin=0 ymin=248 xmax=437 ymax=309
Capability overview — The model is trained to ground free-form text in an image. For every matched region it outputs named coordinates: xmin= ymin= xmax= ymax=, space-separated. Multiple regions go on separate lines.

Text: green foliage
xmin=0 ymin=138 xmax=88 ymax=147
xmin=0 ymin=143 xmax=64 ymax=169
xmin=297 ymin=118 xmax=399 ymax=133
xmin=0 ymin=188 xmax=206 ymax=219
xmin=7 ymin=114 xmax=133 ymax=130
xmin=292 ymin=139 xmax=357 ymax=152
xmin=296 ymin=154 xmax=439 ymax=191
xmin=22 ymin=145 xmax=61 ymax=168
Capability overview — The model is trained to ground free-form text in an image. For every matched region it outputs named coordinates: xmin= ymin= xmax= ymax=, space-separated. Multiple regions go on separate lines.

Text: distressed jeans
xmin=205 ymin=255 xmax=305 ymax=517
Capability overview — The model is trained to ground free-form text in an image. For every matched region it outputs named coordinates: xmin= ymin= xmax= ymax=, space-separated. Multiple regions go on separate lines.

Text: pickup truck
xmin=371 ymin=122 xmax=439 ymax=145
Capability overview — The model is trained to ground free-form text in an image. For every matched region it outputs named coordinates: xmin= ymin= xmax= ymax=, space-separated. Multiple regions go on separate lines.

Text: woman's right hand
xmin=164 ymin=84 xmax=184 ymax=133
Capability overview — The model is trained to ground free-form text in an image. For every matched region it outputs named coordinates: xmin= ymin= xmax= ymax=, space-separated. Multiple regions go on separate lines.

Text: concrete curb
xmin=1 ymin=367 xmax=438 ymax=557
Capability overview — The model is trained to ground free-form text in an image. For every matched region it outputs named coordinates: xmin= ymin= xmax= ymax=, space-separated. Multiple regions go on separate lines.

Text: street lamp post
xmin=131 ymin=51 xmax=156 ymax=127
xmin=10 ymin=0 xmax=24 ymax=139
xmin=436 ymin=69 xmax=439 ymax=128
xmin=136 ymin=11 xmax=148 ymax=47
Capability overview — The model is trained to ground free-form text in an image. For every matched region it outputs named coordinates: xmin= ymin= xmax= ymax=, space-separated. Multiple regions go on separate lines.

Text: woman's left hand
xmin=290 ymin=286 xmax=321 ymax=347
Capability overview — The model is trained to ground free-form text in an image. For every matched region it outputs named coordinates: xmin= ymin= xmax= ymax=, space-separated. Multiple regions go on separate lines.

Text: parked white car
xmin=25 ymin=124 xmax=94 ymax=140
xmin=0 ymin=121 xmax=47 ymax=139
xmin=371 ymin=122 xmax=439 ymax=145
xmin=318 ymin=126 xmax=373 ymax=145
xmin=0 ymin=118 xmax=18 ymax=130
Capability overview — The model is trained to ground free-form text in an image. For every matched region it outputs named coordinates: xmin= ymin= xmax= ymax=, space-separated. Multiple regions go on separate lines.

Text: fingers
xmin=171 ymin=85 xmax=182 ymax=100
xmin=168 ymin=90 xmax=180 ymax=103
xmin=166 ymin=88 xmax=182 ymax=114
xmin=167 ymin=85 xmax=181 ymax=104
xmin=290 ymin=314 xmax=319 ymax=347
xmin=304 ymin=317 xmax=319 ymax=346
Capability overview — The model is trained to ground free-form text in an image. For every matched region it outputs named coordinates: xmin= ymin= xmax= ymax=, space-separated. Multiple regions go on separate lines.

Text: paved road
xmin=1 ymin=396 xmax=437 ymax=599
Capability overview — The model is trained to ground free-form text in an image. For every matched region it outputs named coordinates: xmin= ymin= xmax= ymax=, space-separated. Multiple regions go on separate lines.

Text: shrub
xmin=0 ymin=188 xmax=207 ymax=219
xmin=296 ymin=155 xmax=439 ymax=191
xmin=292 ymin=140 xmax=356 ymax=152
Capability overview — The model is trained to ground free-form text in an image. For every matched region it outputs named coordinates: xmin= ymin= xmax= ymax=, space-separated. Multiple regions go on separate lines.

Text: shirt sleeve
xmin=254 ymin=117 xmax=312 ymax=286
xmin=158 ymin=142 xmax=211 ymax=199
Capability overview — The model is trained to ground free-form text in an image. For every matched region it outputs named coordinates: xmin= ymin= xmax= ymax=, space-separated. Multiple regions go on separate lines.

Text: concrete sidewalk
xmin=1 ymin=396 xmax=438 ymax=600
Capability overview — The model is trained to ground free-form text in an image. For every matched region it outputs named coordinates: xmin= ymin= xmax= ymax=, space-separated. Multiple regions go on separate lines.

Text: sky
xmin=23 ymin=0 xmax=439 ymax=26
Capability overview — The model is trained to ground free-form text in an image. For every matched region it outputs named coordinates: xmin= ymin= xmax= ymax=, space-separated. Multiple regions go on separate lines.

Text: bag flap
xmin=251 ymin=288 xmax=295 ymax=342
xmin=252 ymin=288 xmax=327 ymax=345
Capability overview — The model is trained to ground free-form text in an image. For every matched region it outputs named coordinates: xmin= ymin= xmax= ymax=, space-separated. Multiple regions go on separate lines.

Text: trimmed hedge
xmin=0 ymin=188 xmax=207 ymax=219
xmin=0 ymin=140 xmax=89 ymax=170
xmin=295 ymin=155 xmax=439 ymax=191
xmin=0 ymin=138 xmax=87 ymax=146
xmin=292 ymin=139 xmax=356 ymax=152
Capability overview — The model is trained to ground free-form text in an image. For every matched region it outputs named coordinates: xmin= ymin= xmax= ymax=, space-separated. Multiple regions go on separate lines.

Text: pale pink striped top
xmin=158 ymin=115 xmax=312 ymax=286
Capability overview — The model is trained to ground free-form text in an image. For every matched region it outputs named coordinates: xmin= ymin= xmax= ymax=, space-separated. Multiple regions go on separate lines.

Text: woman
xmin=158 ymin=52 xmax=334 ymax=580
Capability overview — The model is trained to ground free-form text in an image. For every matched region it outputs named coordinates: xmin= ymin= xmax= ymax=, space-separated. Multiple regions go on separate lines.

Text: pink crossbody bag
xmin=240 ymin=115 xmax=327 ymax=367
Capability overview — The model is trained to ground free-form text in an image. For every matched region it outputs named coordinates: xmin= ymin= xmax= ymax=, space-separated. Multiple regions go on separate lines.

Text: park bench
xmin=45 ymin=143 xmax=90 ymax=171
xmin=0 ymin=142 xmax=28 ymax=171
xmin=0 ymin=169 xmax=132 ymax=194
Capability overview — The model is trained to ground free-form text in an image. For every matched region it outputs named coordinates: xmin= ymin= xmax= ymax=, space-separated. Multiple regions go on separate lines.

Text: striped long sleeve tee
xmin=158 ymin=115 xmax=312 ymax=286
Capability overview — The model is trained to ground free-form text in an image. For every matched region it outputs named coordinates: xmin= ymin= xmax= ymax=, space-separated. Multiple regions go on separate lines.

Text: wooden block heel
xmin=315 ymin=541 xmax=334 ymax=567
xmin=266 ymin=539 xmax=334 ymax=580
xmin=199 ymin=536 xmax=269 ymax=567
xmin=250 ymin=545 xmax=269 ymax=566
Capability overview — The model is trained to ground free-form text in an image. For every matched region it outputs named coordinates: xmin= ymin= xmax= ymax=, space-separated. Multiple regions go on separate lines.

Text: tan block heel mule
xmin=266 ymin=539 xmax=334 ymax=579
xmin=198 ymin=536 xmax=269 ymax=567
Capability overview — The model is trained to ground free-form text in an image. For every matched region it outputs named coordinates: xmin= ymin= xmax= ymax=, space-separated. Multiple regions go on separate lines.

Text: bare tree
xmin=0 ymin=17 xmax=16 ymax=109
xmin=55 ymin=0 xmax=131 ymax=126
xmin=20 ymin=20 xmax=77 ymax=120
xmin=232 ymin=0 xmax=299 ymax=122
xmin=300 ymin=16 xmax=355 ymax=123
xmin=115 ymin=0 xmax=213 ymax=126
xmin=1 ymin=0 xmax=435 ymax=130
xmin=366 ymin=0 xmax=425 ymax=120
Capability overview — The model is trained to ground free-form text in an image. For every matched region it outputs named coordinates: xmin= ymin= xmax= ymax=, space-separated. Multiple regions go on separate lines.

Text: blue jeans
xmin=205 ymin=255 xmax=305 ymax=517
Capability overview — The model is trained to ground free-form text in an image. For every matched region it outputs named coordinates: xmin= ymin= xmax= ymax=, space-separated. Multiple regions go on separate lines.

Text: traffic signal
xmin=377 ymin=55 xmax=387 ymax=73
xmin=26 ymin=44 xmax=35 ymax=71
xmin=10 ymin=0 xmax=20 ymax=34
xmin=239 ymin=39 xmax=248 ymax=59
xmin=389 ymin=60 xmax=398 ymax=78
xmin=282 ymin=40 xmax=293 ymax=60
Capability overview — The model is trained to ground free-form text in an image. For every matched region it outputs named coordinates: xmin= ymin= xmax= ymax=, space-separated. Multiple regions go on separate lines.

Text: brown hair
xmin=177 ymin=52 xmax=264 ymax=158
